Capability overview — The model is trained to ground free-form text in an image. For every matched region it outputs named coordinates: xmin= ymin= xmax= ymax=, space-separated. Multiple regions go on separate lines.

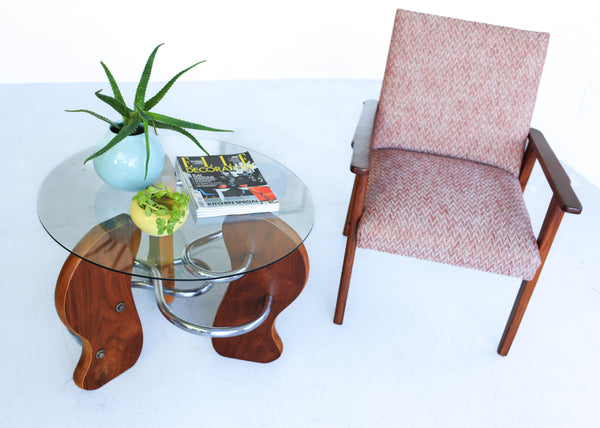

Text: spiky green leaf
xmin=153 ymin=121 xmax=209 ymax=155
xmin=65 ymin=109 xmax=118 ymax=127
xmin=95 ymin=90 xmax=132 ymax=119
xmin=136 ymin=103 xmax=158 ymax=135
xmin=84 ymin=116 xmax=142 ymax=163
xmin=142 ymin=119 xmax=151 ymax=179
xmin=100 ymin=61 xmax=125 ymax=105
xmin=135 ymin=44 xmax=164 ymax=108
xmin=144 ymin=60 xmax=206 ymax=111
xmin=147 ymin=112 xmax=232 ymax=132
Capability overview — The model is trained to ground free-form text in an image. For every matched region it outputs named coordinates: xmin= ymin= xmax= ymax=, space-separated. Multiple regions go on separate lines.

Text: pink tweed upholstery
xmin=357 ymin=149 xmax=541 ymax=280
xmin=373 ymin=9 xmax=550 ymax=177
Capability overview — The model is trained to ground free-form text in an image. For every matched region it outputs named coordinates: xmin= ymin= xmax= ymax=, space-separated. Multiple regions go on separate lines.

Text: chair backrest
xmin=372 ymin=9 xmax=550 ymax=176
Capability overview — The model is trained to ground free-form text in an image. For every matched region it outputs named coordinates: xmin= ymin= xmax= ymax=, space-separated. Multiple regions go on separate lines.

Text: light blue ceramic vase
xmin=93 ymin=127 xmax=165 ymax=191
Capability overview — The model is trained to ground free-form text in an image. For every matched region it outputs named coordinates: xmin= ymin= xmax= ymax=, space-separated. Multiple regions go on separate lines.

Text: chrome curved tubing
xmin=182 ymin=231 xmax=254 ymax=281
xmin=131 ymin=279 xmax=216 ymax=298
xmin=139 ymin=261 xmax=273 ymax=338
xmin=133 ymin=260 xmax=216 ymax=297
xmin=182 ymin=251 xmax=253 ymax=281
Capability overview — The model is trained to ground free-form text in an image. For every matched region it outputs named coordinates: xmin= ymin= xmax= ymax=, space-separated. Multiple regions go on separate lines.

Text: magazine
xmin=175 ymin=152 xmax=279 ymax=219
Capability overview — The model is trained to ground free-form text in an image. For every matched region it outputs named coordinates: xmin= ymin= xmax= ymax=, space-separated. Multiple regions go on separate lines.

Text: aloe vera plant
xmin=67 ymin=43 xmax=231 ymax=178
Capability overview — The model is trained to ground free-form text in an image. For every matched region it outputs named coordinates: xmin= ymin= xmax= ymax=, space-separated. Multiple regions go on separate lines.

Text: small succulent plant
xmin=67 ymin=43 xmax=231 ymax=178
xmin=132 ymin=183 xmax=189 ymax=235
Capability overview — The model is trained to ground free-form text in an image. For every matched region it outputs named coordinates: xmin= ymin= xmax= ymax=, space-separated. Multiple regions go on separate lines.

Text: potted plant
xmin=129 ymin=183 xmax=189 ymax=236
xmin=68 ymin=43 xmax=231 ymax=191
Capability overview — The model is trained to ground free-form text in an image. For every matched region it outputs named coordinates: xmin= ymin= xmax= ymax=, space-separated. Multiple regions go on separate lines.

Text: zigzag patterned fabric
xmin=357 ymin=149 xmax=541 ymax=280
xmin=373 ymin=9 xmax=550 ymax=177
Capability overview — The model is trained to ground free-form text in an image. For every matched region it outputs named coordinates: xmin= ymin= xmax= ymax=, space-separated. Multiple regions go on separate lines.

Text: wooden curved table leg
xmin=212 ymin=214 xmax=309 ymax=363
xmin=55 ymin=214 xmax=143 ymax=390
xmin=149 ymin=235 xmax=175 ymax=304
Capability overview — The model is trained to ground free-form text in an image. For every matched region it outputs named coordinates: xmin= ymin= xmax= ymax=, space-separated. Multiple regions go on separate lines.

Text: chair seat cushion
xmin=357 ymin=149 xmax=541 ymax=280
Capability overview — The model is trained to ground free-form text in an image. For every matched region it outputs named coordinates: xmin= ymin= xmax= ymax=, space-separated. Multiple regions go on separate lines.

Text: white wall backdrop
xmin=2 ymin=0 xmax=599 ymax=187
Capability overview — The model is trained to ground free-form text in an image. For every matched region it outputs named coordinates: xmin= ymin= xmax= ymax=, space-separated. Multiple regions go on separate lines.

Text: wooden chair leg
xmin=335 ymin=174 xmax=369 ymax=324
xmin=334 ymin=229 xmax=359 ymax=324
xmin=519 ymin=142 xmax=536 ymax=191
xmin=497 ymin=279 xmax=537 ymax=355
xmin=343 ymin=178 xmax=358 ymax=236
xmin=498 ymin=196 xmax=565 ymax=355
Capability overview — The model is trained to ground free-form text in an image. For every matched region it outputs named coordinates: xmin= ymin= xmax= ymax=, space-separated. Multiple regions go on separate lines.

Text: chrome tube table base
xmin=54 ymin=214 xmax=309 ymax=390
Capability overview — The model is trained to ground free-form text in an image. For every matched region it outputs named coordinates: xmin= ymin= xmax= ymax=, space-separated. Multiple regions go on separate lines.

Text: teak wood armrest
xmin=521 ymin=128 xmax=583 ymax=214
xmin=499 ymin=128 xmax=582 ymax=356
xmin=350 ymin=100 xmax=378 ymax=175
xmin=338 ymin=101 xmax=378 ymax=318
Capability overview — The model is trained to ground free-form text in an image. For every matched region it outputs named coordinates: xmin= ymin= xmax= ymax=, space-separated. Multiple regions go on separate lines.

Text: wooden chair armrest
xmin=350 ymin=100 xmax=378 ymax=175
xmin=528 ymin=128 xmax=582 ymax=214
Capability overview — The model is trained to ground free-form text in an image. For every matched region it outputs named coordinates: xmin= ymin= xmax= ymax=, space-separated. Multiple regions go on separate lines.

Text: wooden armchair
xmin=334 ymin=10 xmax=582 ymax=356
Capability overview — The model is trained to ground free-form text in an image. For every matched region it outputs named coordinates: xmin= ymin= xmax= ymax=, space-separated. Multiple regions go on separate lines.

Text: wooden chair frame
xmin=334 ymin=100 xmax=582 ymax=356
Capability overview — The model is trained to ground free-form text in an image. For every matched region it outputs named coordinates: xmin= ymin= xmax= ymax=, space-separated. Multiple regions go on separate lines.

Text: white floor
xmin=1 ymin=80 xmax=599 ymax=427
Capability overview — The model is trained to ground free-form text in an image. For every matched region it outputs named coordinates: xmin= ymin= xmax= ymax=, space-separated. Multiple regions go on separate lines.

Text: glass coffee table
xmin=38 ymin=139 xmax=314 ymax=390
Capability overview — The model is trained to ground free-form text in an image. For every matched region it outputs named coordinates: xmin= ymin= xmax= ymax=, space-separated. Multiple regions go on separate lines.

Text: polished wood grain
xmin=343 ymin=176 xmax=360 ymax=236
xmin=55 ymin=214 xmax=143 ymax=390
xmin=335 ymin=173 xmax=369 ymax=325
xmin=498 ymin=197 xmax=565 ymax=355
xmin=519 ymin=140 xmax=537 ymax=191
xmin=336 ymin=100 xmax=377 ymax=323
xmin=528 ymin=128 xmax=582 ymax=214
xmin=350 ymin=100 xmax=378 ymax=175
xmin=150 ymin=154 xmax=178 ymax=303
xmin=148 ymin=235 xmax=175 ymax=304
xmin=212 ymin=214 xmax=309 ymax=363
xmin=498 ymin=130 xmax=583 ymax=355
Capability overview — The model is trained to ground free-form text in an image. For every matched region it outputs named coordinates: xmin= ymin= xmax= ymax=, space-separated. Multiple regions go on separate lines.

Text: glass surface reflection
xmin=38 ymin=140 xmax=314 ymax=280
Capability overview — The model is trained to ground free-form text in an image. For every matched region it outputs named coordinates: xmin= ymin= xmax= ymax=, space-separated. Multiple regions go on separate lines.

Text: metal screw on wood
xmin=116 ymin=302 xmax=125 ymax=312
xmin=96 ymin=350 xmax=105 ymax=359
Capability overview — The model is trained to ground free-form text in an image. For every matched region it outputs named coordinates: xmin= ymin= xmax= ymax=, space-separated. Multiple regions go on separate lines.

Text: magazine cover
xmin=176 ymin=152 xmax=279 ymax=218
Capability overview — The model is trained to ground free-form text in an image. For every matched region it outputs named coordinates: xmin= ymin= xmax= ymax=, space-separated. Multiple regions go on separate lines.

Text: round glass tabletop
xmin=38 ymin=139 xmax=314 ymax=281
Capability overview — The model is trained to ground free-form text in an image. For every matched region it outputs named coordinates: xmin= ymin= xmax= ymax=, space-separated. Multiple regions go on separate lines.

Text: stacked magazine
xmin=175 ymin=152 xmax=279 ymax=219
